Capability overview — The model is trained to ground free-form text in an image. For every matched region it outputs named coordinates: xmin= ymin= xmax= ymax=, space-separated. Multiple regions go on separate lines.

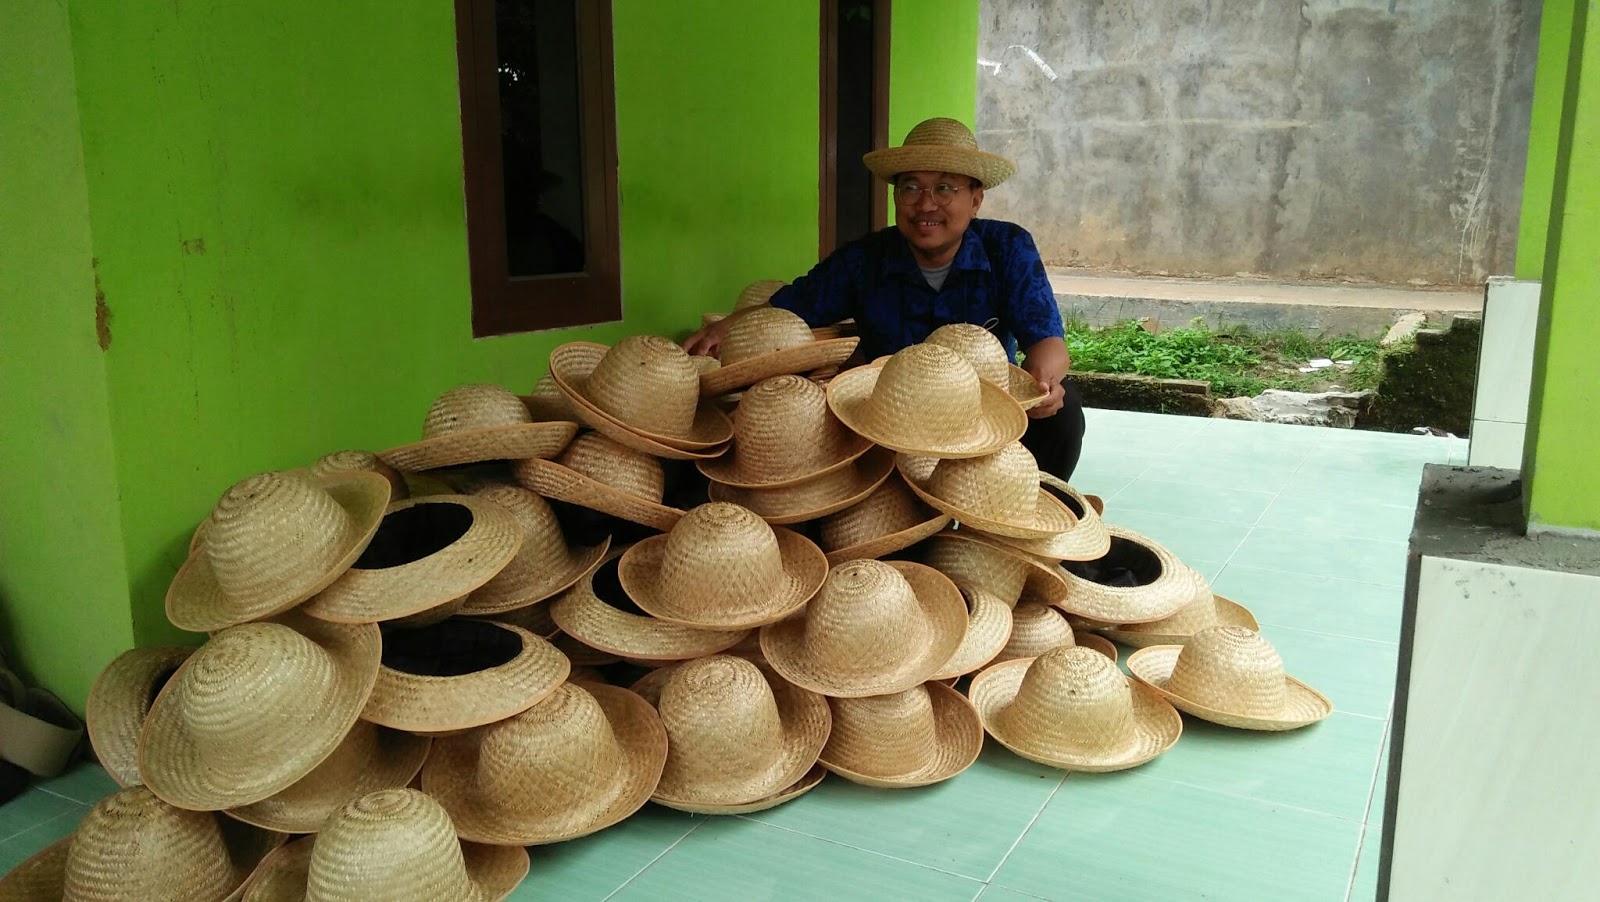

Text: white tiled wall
xmin=1468 ymin=278 xmax=1540 ymax=469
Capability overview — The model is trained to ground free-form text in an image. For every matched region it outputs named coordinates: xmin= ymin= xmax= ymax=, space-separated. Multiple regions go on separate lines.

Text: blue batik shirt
xmin=768 ymin=219 xmax=1064 ymax=363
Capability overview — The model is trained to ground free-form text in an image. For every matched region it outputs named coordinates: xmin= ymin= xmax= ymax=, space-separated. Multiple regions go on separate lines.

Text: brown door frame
xmin=819 ymin=0 xmax=891 ymax=259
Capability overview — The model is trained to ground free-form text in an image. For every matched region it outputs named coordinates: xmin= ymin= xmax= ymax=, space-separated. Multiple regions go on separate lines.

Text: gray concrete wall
xmin=977 ymin=0 xmax=1540 ymax=286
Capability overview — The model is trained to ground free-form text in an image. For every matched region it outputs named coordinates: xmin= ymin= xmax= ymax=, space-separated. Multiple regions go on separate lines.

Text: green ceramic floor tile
xmin=1349 ymin=823 xmax=1382 ymax=901
xmin=0 ymin=788 xmax=81 ymax=842
xmin=507 ymin=806 xmax=701 ymax=901
xmin=744 ymin=745 xmax=1063 ymax=880
xmin=978 ymin=885 xmax=1053 ymax=902
xmin=1211 ymin=565 xmax=1404 ymax=642
xmin=1069 ymin=460 xmax=1150 ymax=502
xmin=1226 ymin=527 xmax=1409 ymax=586
xmin=1138 ymin=712 xmax=1387 ymax=821
xmin=1137 ymin=451 xmax=1306 ymax=493
xmin=1280 ymin=465 xmax=1427 ymax=506
xmin=1100 ymin=508 xmax=1251 ymax=563
xmin=34 ymin=764 xmax=120 ymax=806
xmin=1369 ymin=728 xmax=1390 ymax=824
xmin=1109 ymin=478 xmax=1277 ymax=526
xmin=1184 ymin=559 xmax=1228 ymax=583
xmin=1258 ymin=626 xmax=1398 ymax=720
xmin=993 ymin=771 xmax=1362 ymax=902
xmin=1254 ymin=494 xmax=1419 ymax=544
xmin=610 ymin=817 xmax=984 ymax=902
xmin=0 ymin=807 xmax=86 ymax=872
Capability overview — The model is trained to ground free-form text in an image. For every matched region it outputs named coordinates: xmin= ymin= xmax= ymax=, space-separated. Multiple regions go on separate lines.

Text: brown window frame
xmin=819 ymin=0 xmax=892 ymax=258
xmin=455 ymin=0 xmax=622 ymax=338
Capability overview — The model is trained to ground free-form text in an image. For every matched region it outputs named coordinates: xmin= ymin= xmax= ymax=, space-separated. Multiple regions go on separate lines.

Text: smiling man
xmin=684 ymin=117 xmax=1084 ymax=481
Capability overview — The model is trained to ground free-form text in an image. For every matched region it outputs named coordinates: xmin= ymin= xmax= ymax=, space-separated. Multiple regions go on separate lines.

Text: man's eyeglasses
xmin=892 ymin=181 xmax=970 ymax=207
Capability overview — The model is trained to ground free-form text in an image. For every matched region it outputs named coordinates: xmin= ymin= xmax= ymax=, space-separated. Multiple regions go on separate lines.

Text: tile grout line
xmin=981 ymin=772 xmax=1069 ymax=885
xmin=728 ymin=815 xmax=990 ymax=886
xmin=0 ymin=806 xmax=86 ymax=848
xmin=1345 ymin=717 xmax=1393 ymax=902
xmin=598 ymin=820 xmax=707 ymax=902
xmin=1129 ymin=770 xmax=1372 ymax=824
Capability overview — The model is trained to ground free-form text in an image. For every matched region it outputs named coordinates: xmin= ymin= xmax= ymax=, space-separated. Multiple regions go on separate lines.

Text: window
xmin=819 ymin=0 xmax=890 ymax=256
xmin=455 ymin=0 xmax=620 ymax=337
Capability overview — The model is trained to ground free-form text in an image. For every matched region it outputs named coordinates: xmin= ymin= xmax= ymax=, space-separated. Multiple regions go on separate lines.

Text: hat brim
xmin=86 ymin=646 xmax=194 ymax=788
xmin=549 ymin=343 xmax=734 ymax=450
xmin=826 ymin=363 xmax=1026 ymax=458
xmin=917 ymin=531 xmax=1070 ymax=608
xmin=931 ymin=587 xmax=1014 ymax=680
xmin=1053 ymin=527 xmax=1202 ymax=623
xmin=301 ymin=495 xmax=524 ymax=624
xmin=378 ymin=421 xmax=578 ymax=473
xmin=824 ymin=513 xmax=952 ymax=567
xmin=139 ymin=611 xmax=382 ymax=811
xmin=820 ymin=681 xmax=983 ymax=788
xmin=236 ymin=834 xmax=530 ymax=902
xmin=899 ymin=456 xmax=1079 ymax=539
xmin=988 ymin=603 xmax=1118 ymax=666
xmin=699 ymin=338 xmax=860 ymax=397
xmin=166 ymin=472 xmax=393 ymax=633
xmin=550 ymin=553 xmax=752 ymax=661
xmin=477 ymin=602 xmax=559 ymax=639
xmin=514 ymin=457 xmax=685 ymax=532
xmin=979 ymin=476 xmax=1113 ymax=562
xmin=223 ymin=721 xmax=431 ymax=834
xmin=1003 ymin=365 xmax=1049 ymax=410
xmin=1126 ymin=645 xmax=1333 ymax=731
xmin=970 ymin=657 xmax=1182 ymax=771
xmin=695 ymin=429 xmax=873 ymax=490
xmin=456 ymin=536 xmax=611 ymax=616
xmin=359 ymin=622 xmax=569 ymax=733
xmin=707 ymin=448 xmax=896 ymax=525
xmin=421 ymin=684 xmax=668 ymax=845
xmin=618 ymin=528 xmax=828 ymax=631
xmin=761 ymin=562 xmax=968 ymax=698
xmin=862 ymin=144 xmax=1016 ymax=188
xmin=654 ymin=764 xmax=827 ymax=815
xmin=1096 ymin=595 xmax=1260 ymax=648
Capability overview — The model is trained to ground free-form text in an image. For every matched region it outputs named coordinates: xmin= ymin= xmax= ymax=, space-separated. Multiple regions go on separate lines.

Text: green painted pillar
xmin=1517 ymin=0 xmax=1578 ymax=280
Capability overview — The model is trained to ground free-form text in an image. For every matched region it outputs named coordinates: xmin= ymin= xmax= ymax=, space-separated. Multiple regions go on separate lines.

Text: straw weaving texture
xmin=583 ymin=336 xmax=702 ymax=438
xmin=719 ymin=308 xmax=816 ymax=365
xmin=86 ymin=646 xmax=192 ymax=788
xmin=734 ymin=279 xmax=787 ymax=310
xmin=225 ymin=721 xmax=430 ymax=834
xmin=303 ymin=790 xmax=507 ymax=902
xmin=1127 ymin=627 xmax=1332 ymax=730
xmin=819 ymin=682 xmax=981 ymax=787
xmin=698 ymin=375 xmax=868 ymax=487
xmin=311 ymin=450 xmax=408 ymax=500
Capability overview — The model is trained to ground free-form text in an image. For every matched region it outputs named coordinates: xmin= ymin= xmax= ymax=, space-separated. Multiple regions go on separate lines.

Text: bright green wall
xmin=1516 ymin=0 xmax=1577 ymax=280
xmin=889 ymin=0 xmax=982 ymax=141
xmin=1523 ymin=0 xmax=1597 ymax=530
xmin=0 ymin=1 xmax=136 ymax=707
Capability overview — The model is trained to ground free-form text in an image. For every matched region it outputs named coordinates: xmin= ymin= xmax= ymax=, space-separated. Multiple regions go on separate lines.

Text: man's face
xmin=893 ymin=170 xmax=984 ymax=263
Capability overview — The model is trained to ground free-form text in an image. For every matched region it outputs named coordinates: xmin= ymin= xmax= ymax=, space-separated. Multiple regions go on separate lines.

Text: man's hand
xmin=682 ymin=316 xmax=736 ymax=358
xmin=1021 ymin=336 xmax=1071 ymax=419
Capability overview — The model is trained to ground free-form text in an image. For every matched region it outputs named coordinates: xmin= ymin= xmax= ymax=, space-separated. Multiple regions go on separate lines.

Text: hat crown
xmin=62 ymin=787 xmax=237 ymax=900
xmin=1167 ymin=626 xmax=1288 ymax=715
xmin=734 ymin=279 xmax=787 ymax=311
xmin=802 ymin=561 xmax=931 ymax=674
xmin=422 ymin=383 xmax=533 ymax=438
xmin=311 ymin=450 xmax=407 ymax=499
xmin=927 ymin=443 xmax=1042 ymax=521
xmin=205 ymin=473 xmax=356 ymax=603
xmin=306 ymin=789 xmax=477 ymax=902
xmin=557 ymin=433 xmax=666 ymax=501
xmin=586 ymin=335 xmax=701 ymax=437
xmin=659 ymin=504 xmax=786 ymax=619
xmin=1002 ymin=603 xmax=1078 ymax=660
xmin=924 ymin=536 xmax=1029 ymax=603
xmin=658 ymin=657 xmax=785 ymax=790
xmin=526 ymin=372 xmax=578 ymax=422
xmin=903 ymin=117 xmax=980 ymax=150
xmin=720 ymin=307 xmax=815 ymax=366
xmin=1128 ymin=593 xmax=1220 ymax=635
xmin=925 ymin=324 xmax=1010 ymax=386
xmin=819 ymin=477 xmax=927 ymax=550
xmin=1001 ymin=646 xmax=1136 ymax=754
xmin=732 ymin=376 xmax=855 ymax=481
xmin=475 ymin=683 xmax=622 ymax=815
xmin=824 ymin=685 xmax=940 ymax=774
xmin=865 ymin=345 xmax=985 ymax=445
xmin=470 ymin=485 xmax=577 ymax=586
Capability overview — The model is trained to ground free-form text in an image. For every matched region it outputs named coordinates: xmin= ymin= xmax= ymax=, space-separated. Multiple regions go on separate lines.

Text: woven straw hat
xmin=863 ymin=118 xmax=1016 ymax=188
xmin=139 ymin=610 xmax=381 ymax=811
xmin=166 ymin=471 xmax=391 ymax=633
xmin=820 ymin=681 xmax=981 ymax=788
xmin=1094 ymin=593 xmax=1259 ymax=648
xmin=918 ymin=531 xmax=1069 ymax=608
xmin=819 ymin=475 xmax=952 ymax=565
xmin=827 ymin=344 xmax=1026 ymax=458
xmin=1053 ymin=526 xmax=1201 ymax=624
xmin=708 ymin=447 xmax=896 ymax=525
xmin=0 ymin=786 xmax=286 ymax=901
xmin=457 ymin=485 xmax=610 ymax=615
xmin=302 ymin=495 xmax=523 ymax=623
xmin=971 ymin=645 xmax=1182 ymax=772
xmin=548 ymin=337 xmax=733 ymax=450
xmin=699 ymin=308 xmax=859 ymax=396
xmin=378 ymin=384 xmax=577 ymax=472
xmin=513 ymin=433 xmax=685 ymax=532
xmin=360 ymin=619 xmax=569 ymax=733
xmin=550 ymin=631 xmax=621 ymax=668
xmin=238 ymin=790 xmax=529 ymax=902
xmin=899 ymin=444 xmax=1078 ymax=539
xmin=734 ymin=279 xmax=787 ymax=311
xmin=86 ymin=645 xmax=194 ymax=787
xmin=1127 ymin=627 xmax=1332 ymax=731
xmin=618 ymin=503 xmax=828 ymax=630
xmin=550 ymin=549 xmax=751 ymax=661
xmin=224 ymin=720 xmax=430 ymax=834
xmin=310 ymin=450 xmax=409 ymax=501
xmin=519 ymin=372 xmax=580 ymax=423
xmin=482 ymin=599 xmax=559 ymax=638
xmin=761 ymin=560 xmax=967 ymax=697
xmin=930 ymin=586 xmax=1014 ymax=680
xmin=697 ymin=375 xmax=871 ymax=488
xmin=980 ymin=474 xmax=1113 ymax=561
xmin=924 ymin=324 xmax=1046 ymax=409
xmin=421 ymin=681 xmax=667 ymax=845
xmin=990 ymin=603 xmax=1118 ymax=666
xmin=630 ymin=656 xmax=830 ymax=812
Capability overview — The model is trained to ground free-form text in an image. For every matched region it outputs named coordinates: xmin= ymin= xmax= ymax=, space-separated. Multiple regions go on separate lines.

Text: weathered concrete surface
xmin=978 ymin=0 xmax=1540 ymax=286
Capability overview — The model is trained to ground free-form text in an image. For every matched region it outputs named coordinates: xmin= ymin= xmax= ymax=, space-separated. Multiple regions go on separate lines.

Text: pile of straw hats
xmin=3 ymin=288 xmax=1331 ymax=896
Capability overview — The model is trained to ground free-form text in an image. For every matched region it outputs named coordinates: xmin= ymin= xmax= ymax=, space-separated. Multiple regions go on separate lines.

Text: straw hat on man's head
xmin=1127 ymin=626 xmax=1331 ymax=731
xmin=863 ymin=117 xmax=1017 ymax=189
xmin=378 ymin=383 xmax=577 ymax=473
xmin=827 ymin=343 xmax=1025 ymax=458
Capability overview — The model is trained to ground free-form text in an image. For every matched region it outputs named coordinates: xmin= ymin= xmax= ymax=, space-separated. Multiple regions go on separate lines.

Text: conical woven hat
xmin=302 ymin=495 xmax=523 ymax=624
xmin=166 ymin=471 xmax=391 ymax=632
xmin=420 ymin=681 xmax=667 ymax=845
xmin=863 ymin=117 xmax=1017 ymax=188
xmin=930 ymin=586 xmax=1014 ymax=680
xmin=971 ymin=645 xmax=1182 ymax=772
xmin=820 ymin=681 xmax=982 ymax=788
xmin=618 ymin=503 xmax=828 ymax=630
xmin=699 ymin=308 xmax=859 ymax=396
xmin=708 ymin=447 xmax=896 ymax=525
xmin=1127 ymin=627 xmax=1332 ymax=731
xmin=899 ymin=444 xmax=1078 ymax=538
xmin=1054 ymin=527 xmax=1200 ymax=624
xmin=733 ymin=279 xmax=787 ymax=311
xmin=0 ymin=786 xmax=286 ymax=901
xmin=360 ymin=619 xmax=569 ymax=733
xmin=519 ymin=372 xmax=580 ymax=423
xmin=457 ymin=485 xmax=610 ymax=615
xmin=918 ymin=531 xmax=1069 ymax=608
xmin=550 ymin=631 xmax=621 ymax=667
xmin=513 ymin=433 xmax=685 ymax=532
xmin=310 ymin=450 xmax=409 ymax=501
xmin=86 ymin=646 xmax=193 ymax=788
xmin=990 ymin=603 xmax=1117 ymax=666
xmin=139 ymin=610 xmax=381 ymax=811
xmin=980 ymin=474 xmax=1113 ymax=562
xmin=223 ymin=720 xmax=430 ymax=834
xmin=548 ymin=337 xmax=733 ymax=449
xmin=826 ymin=344 xmax=1026 ymax=457
xmin=238 ymin=790 xmax=529 ymax=902
xmin=761 ymin=560 xmax=967 ymax=698
xmin=924 ymin=324 xmax=1045 ymax=409
xmin=819 ymin=474 xmax=951 ymax=566
xmin=630 ymin=656 xmax=830 ymax=809
xmin=480 ymin=598 xmax=559 ymax=638
xmin=1096 ymin=593 xmax=1259 ymax=648
xmin=549 ymin=550 xmax=751 ymax=661
xmin=378 ymin=384 xmax=578 ymax=472
xmin=697 ymin=375 xmax=871 ymax=488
